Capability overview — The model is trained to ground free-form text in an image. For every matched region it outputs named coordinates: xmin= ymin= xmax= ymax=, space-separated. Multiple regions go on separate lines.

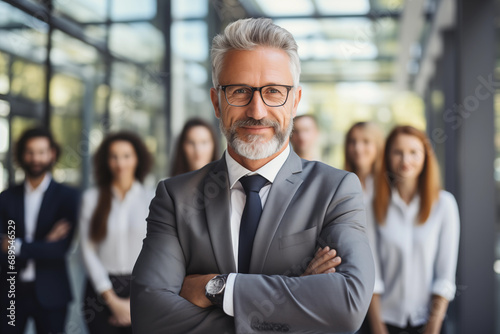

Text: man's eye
xmin=233 ymin=88 xmax=250 ymax=94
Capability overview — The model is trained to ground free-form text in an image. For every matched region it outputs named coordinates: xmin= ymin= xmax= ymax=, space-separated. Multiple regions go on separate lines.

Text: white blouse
xmin=362 ymin=174 xmax=374 ymax=208
xmin=79 ymin=181 xmax=153 ymax=294
xmin=366 ymin=189 xmax=460 ymax=328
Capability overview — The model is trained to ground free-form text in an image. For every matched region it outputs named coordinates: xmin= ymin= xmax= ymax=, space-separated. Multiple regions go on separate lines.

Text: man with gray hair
xmin=131 ymin=18 xmax=374 ymax=333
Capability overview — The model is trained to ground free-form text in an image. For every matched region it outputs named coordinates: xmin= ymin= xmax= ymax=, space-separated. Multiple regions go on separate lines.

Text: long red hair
xmin=373 ymin=125 xmax=441 ymax=224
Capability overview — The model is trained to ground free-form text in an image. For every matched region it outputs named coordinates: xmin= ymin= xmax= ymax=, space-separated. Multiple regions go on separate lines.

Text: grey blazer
xmin=131 ymin=150 xmax=375 ymax=334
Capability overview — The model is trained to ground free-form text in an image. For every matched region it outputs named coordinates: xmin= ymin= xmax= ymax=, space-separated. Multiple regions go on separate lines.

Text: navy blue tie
xmin=238 ymin=175 xmax=268 ymax=274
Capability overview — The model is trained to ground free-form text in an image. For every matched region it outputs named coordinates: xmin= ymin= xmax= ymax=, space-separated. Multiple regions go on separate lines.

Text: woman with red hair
xmin=366 ymin=125 xmax=460 ymax=334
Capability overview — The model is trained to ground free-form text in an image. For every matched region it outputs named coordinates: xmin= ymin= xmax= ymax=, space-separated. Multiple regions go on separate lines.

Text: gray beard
xmin=219 ymin=116 xmax=293 ymax=160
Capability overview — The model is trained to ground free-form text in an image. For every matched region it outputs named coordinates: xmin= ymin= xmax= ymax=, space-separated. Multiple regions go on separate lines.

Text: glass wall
xmin=170 ymin=0 xmax=219 ymax=170
xmin=0 ymin=2 xmax=48 ymax=189
xmin=0 ymin=0 xmax=168 ymax=192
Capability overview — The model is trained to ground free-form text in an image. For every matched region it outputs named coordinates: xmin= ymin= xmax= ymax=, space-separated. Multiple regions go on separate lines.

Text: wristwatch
xmin=205 ymin=274 xmax=228 ymax=308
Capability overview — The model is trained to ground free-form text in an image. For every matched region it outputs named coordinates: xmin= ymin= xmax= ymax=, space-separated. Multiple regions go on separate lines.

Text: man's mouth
xmin=241 ymin=126 xmax=272 ymax=133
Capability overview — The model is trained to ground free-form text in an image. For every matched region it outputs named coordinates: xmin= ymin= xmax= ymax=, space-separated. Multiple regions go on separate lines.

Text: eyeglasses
xmin=219 ymin=84 xmax=293 ymax=107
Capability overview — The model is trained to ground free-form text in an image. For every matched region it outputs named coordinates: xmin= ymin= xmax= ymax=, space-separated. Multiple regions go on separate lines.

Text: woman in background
xmin=367 ymin=125 xmax=459 ymax=334
xmin=344 ymin=121 xmax=384 ymax=204
xmin=345 ymin=122 xmax=384 ymax=334
xmin=80 ymin=131 xmax=153 ymax=333
xmin=171 ymin=118 xmax=219 ymax=176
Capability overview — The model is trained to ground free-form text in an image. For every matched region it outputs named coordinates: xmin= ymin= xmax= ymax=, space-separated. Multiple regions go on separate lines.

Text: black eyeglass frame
xmin=218 ymin=84 xmax=294 ymax=107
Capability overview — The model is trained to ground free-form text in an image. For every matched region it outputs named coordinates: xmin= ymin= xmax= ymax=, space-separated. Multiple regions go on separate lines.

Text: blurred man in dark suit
xmin=0 ymin=127 xmax=80 ymax=333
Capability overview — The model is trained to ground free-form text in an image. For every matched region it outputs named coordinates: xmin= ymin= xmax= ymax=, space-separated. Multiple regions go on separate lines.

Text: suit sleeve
xmin=232 ymin=172 xmax=375 ymax=334
xmin=432 ymin=192 xmax=460 ymax=301
xmin=0 ymin=191 xmax=10 ymax=268
xmin=130 ymin=181 xmax=235 ymax=334
xmin=17 ymin=188 xmax=80 ymax=261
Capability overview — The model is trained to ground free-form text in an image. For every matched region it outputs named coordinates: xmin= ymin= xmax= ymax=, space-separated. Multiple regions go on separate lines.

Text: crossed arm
xmin=131 ymin=173 xmax=374 ymax=333
xmin=1 ymin=219 xmax=73 ymax=259
xmin=179 ymin=246 xmax=342 ymax=309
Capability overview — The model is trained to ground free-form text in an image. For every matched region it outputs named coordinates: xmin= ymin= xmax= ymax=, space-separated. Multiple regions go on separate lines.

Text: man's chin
xmin=230 ymin=137 xmax=284 ymax=161
xmin=24 ymin=166 xmax=51 ymax=178
xmin=26 ymin=171 xmax=48 ymax=178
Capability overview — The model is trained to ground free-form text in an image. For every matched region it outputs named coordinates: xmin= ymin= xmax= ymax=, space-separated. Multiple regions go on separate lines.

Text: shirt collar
xmin=364 ymin=174 xmax=374 ymax=196
xmin=24 ymin=172 xmax=52 ymax=194
xmin=225 ymin=144 xmax=291 ymax=189
xmin=391 ymin=186 xmax=420 ymax=211
xmin=111 ymin=180 xmax=142 ymax=200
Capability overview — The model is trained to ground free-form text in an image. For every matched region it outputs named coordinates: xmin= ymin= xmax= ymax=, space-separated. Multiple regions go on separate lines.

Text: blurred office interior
xmin=0 ymin=0 xmax=498 ymax=333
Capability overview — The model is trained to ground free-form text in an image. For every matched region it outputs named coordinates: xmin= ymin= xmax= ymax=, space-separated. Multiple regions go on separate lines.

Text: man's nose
xmin=246 ymin=91 xmax=268 ymax=120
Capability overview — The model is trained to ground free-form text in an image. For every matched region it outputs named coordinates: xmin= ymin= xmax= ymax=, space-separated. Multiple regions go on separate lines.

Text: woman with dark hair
xmin=366 ymin=125 xmax=459 ymax=334
xmin=79 ymin=131 xmax=153 ymax=333
xmin=171 ymin=118 xmax=220 ymax=176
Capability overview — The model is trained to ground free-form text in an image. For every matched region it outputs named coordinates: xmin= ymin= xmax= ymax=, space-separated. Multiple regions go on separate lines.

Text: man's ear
xmin=292 ymin=86 xmax=302 ymax=118
xmin=210 ymin=88 xmax=221 ymax=118
xmin=50 ymin=148 xmax=57 ymax=165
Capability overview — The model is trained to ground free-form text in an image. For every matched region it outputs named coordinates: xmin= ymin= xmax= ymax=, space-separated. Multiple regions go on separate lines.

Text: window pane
xmin=11 ymin=60 xmax=46 ymax=102
xmin=109 ymin=23 xmax=164 ymax=63
xmin=111 ymin=0 xmax=156 ymax=21
xmin=172 ymin=0 xmax=208 ymax=19
xmin=171 ymin=20 xmax=211 ymax=139
xmin=52 ymin=30 xmax=99 ymax=67
xmin=172 ymin=21 xmax=208 ymax=62
xmin=0 ymin=2 xmax=48 ymax=63
xmin=50 ymin=30 xmax=101 ymax=187
xmin=53 ymin=0 xmax=107 ymax=23
xmin=0 ymin=52 xmax=9 ymax=94
xmin=50 ymin=73 xmax=84 ymax=186
xmin=256 ymin=0 xmax=314 ymax=17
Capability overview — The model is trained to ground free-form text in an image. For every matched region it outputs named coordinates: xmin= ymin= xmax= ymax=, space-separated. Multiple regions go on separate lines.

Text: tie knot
xmin=240 ymin=175 xmax=268 ymax=194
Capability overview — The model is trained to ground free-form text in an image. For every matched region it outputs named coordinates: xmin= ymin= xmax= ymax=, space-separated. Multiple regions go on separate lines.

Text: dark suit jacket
xmin=0 ymin=179 xmax=80 ymax=309
xmin=131 ymin=150 xmax=375 ymax=333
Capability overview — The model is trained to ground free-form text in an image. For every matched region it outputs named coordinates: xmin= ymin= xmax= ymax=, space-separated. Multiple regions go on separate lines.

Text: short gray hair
xmin=211 ymin=18 xmax=301 ymax=88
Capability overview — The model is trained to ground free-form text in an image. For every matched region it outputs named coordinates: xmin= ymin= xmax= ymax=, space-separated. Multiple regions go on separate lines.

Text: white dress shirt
xmin=223 ymin=145 xmax=290 ymax=317
xmin=362 ymin=174 xmax=374 ymax=208
xmin=366 ymin=189 xmax=460 ymax=327
xmin=16 ymin=173 xmax=52 ymax=282
xmin=79 ymin=181 xmax=152 ymax=294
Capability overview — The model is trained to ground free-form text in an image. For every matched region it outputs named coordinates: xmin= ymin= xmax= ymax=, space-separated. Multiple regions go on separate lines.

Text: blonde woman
xmin=344 ymin=121 xmax=384 ymax=204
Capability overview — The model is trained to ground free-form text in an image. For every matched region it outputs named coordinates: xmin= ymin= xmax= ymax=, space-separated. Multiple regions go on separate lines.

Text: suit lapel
xmin=250 ymin=150 xmax=303 ymax=273
xmin=35 ymin=180 xmax=56 ymax=239
xmin=13 ymin=185 xmax=25 ymax=237
xmin=204 ymin=157 xmax=237 ymax=274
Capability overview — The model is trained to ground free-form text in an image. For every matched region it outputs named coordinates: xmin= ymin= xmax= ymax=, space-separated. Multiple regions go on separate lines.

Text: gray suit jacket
xmin=131 ymin=150 xmax=375 ymax=333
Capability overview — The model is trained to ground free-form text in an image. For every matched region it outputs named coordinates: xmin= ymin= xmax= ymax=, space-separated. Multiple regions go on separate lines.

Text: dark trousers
xmin=356 ymin=319 xmax=447 ymax=334
xmin=386 ymin=322 xmax=426 ymax=334
xmin=1 ymin=282 xmax=67 ymax=334
xmin=83 ymin=274 xmax=132 ymax=334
